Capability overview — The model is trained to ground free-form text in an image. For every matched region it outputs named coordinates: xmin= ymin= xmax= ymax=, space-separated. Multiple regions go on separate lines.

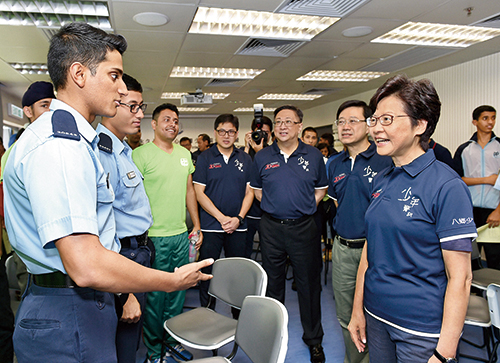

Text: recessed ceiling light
xmin=177 ymin=107 xmax=210 ymax=112
xmin=161 ymin=92 xmax=229 ymax=99
xmin=234 ymin=107 xmax=276 ymax=112
xmin=9 ymin=62 xmax=49 ymax=75
xmin=170 ymin=67 xmax=264 ymax=79
xmin=0 ymin=0 xmax=112 ymax=30
xmin=342 ymin=26 xmax=373 ymax=38
xmin=189 ymin=7 xmax=339 ymax=41
xmin=133 ymin=12 xmax=169 ymax=27
xmin=372 ymin=21 xmax=500 ymax=47
xmin=257 ymin=94 xmax=322 ymax=101
xmin=297 ymin=70 xmax=388 ymax=82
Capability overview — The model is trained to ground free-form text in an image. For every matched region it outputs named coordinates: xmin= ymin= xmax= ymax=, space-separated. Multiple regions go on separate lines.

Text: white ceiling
xmin=2 ymin=0 xmax=500 ymax=117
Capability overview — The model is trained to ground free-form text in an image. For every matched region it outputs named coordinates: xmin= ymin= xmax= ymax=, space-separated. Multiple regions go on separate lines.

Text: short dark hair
xmin=369 ymin=74 xmax=441 ymax=151
xmin=336 ymin=100 xmax=372 ymax=120
xmin=251 ymin=116 xmax=273 ymax=131
xmin=180 ymin=137 xmax=192 ymax=144
xmin=473 ymin=105 xmax=496 ymax=121
xmin=317 ymin=142 xmax=329 ymax=151
xmin=122 ymin=73 xmax=142 ymax=93
xmin=214 ymin=114 xmax=239 ymax=131
xmin=274 ymin=105 xmax=303 ymax=123
xmin=48 ymin=22 xmax=127 ymax=91
xmin=198 ymin=134 xmax=211 ymax=144
xmin=152 ymin=103 xmax=179 ymax=121
xmin=302 ymin=126 xmax=318 ymax=138
xmin=320 ymin=133 xmax=334 ymax=146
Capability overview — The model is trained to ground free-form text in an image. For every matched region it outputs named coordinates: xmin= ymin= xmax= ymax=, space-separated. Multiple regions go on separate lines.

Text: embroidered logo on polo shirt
xmin=363 ymin=165 xmax=377 ymax=183
xmin=298 ymin=156 xmax=309 ymax=171
xmin=452 ymin=217 xmax=474 ymax=225
xmin=372 ymin=189 xmax=382 ymax=199
xmin=333 ymin=174 xmax=346 ymax=183
xmin=265 ymin=162 xmax=280 ymax=170
xmin=234 ymin=159 xmax=244 ymax=172
xmin=398 ymin=187 xmax=420 ymax=217
xmin=209 ymin=163 xmax=222 ymax=169
xmin=180 ymin=158 xmax=189 ymax=167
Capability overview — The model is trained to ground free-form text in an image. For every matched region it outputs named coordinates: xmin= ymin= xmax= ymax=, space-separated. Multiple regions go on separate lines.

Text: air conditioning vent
xmin=237 ymin=38 xmax=306 ymax=57
xmin=473 ymin=12 xmax=500 ymax=29
xmin=205 ymin=79 xmax=249 ymax=87
xmin=276 ymin=0 xmax=371 ymax=18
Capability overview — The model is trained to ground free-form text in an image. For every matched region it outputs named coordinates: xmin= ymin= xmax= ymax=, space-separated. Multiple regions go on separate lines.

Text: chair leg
xmin=226 ymin=343 xmax=239 ymax=361
xmin=460 ymin=326 xmax=493 ymax=362
xmin=489 ymin=341 xmax=499 ymax=363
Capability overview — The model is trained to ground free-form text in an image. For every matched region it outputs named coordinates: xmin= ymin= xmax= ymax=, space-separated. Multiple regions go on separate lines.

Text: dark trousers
xmin=199 ymin=231 xmax=246 ymax=309
xmin=260 ymin=214 xmax=324 ymax=346
xmin=0 ymin=256 xmax=14 ymax=363
xmin=116 ymin=243 xmax=153 ymax=363
xmin=244 ymin=218 xmax=261 ymax=259
xmin=474 ymin=207 xmax=500 ymax=270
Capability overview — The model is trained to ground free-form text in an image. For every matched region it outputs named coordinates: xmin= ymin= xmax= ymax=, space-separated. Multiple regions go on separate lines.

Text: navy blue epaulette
xmin=98 ymin=133 xmax=112 ymax=153
xmin=52 ymin=109 xmax=80 ymax=141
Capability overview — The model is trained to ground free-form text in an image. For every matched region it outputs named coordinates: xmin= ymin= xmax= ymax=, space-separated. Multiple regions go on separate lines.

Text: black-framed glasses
xmin=366 ymin=114 xmax=410 ymax=127
xmin=335 ymin=118 xmax=366 ymax=127
xmin=216 ymin=129 xmax=237 ymax=137
xmin=273 ymin=120 xmax=301 ymax=127
xmin=119 ymin=102 xmax=147 ymax=114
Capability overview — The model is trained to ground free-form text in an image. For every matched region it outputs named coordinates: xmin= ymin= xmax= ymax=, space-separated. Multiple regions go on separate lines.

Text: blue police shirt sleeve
xmin=22 ymin=139 xmax=102 ymax=247
xmin=193 ymin=152 xmax=208 ymax=185
xmin=435 ymin=177 xmax=476 ymax=247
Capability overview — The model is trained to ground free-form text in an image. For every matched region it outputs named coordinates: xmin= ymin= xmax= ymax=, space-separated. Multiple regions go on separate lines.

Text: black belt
xmin=265 ymin=213 xmax=311 ymax=226
xmin=339 ymin=237 xmax=365 ymax=249
xmin=120 ymin=231 xmax=148 ymax=248
xmin=32 ymin=271 xmax=79 ymax=288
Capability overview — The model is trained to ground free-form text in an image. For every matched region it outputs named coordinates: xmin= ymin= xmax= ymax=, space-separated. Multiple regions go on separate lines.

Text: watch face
xmin=446 ymin=359 xmax=458 ymax=363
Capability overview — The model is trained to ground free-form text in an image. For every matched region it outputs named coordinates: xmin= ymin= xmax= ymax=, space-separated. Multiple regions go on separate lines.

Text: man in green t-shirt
xmin=132 ymin=103 xmax=202 ymax=363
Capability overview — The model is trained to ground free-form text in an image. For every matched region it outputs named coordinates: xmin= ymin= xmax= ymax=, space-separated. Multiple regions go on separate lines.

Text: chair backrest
xmin=236 ymin=296 xmax=288 ymax=363
xmin=5 ymin=255 xmax=20 ymax=290
xmin=208 ymin=257 xmax=267 ymax=309
xmin=487 ymin=283 xmax=500 ymax=328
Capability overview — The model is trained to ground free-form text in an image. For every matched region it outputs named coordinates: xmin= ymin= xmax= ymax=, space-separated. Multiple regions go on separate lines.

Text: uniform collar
xmin=210 ymin=143 xmax=240 ymax=159
xmin=96 ymin=123 xmax=128 ymax=155
xmin=384 ymin=149 xmax=436 ymax=178
xmin=271 ymin=138 xmax=309 ymax=156
xmin=50 ymin=99 xmax=97 ymax=144
xmin=340 ymin=141 xmax=377 ymax=161
xmin=470 ymin=131 xmax=497 ymax=143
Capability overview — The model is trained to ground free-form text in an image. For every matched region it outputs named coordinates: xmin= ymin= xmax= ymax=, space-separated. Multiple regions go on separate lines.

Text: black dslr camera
xmin=251 ymin=103 xmax=267 ymax=145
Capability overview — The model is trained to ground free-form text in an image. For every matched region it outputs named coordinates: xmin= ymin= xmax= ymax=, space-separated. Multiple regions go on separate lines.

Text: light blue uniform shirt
xmin=96 ymin=124 xmax=153 ymax=239
xmin=3 ymin=99 xmax=120 ymax=274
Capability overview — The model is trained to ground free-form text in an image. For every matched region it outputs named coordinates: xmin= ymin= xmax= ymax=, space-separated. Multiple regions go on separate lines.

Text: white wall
xmin=304 ymin=51 xmax=500 ymax=154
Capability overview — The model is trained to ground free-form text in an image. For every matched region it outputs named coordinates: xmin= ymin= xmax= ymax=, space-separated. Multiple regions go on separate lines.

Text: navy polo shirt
xmin=193 ymin=145 xmax=252 ymax=232
xmin=327 ymin=142 xmax=392 ymax=239
xmin=250 ymin=140 xmax=328 ymax=219
xmin=364 ymin=150 xmax=476 ymax=335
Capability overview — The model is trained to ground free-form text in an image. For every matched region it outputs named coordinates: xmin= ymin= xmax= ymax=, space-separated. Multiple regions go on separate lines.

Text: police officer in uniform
xmin=3 ymin=22 xmax=212 ymax=363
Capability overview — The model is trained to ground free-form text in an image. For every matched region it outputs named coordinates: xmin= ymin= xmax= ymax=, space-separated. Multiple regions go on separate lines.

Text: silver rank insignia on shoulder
xmin=127 ymin=171 xmax=136 ymax=179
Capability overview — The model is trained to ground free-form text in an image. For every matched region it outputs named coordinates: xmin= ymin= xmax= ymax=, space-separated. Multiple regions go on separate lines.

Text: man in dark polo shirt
xmin=327 ymin=100 xmax=392 ymax=363
xmin=193 ymin=114 xmax=253 ymax=310
xmin=250 ymin=105 xmax=328 ymax=363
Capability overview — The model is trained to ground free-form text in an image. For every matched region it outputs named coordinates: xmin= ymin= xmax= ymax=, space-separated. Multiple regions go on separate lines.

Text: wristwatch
xmin=236 ymin=215 xmax=244 ymax=225
xmin=433 ymin=349 xmax=457 ymax=363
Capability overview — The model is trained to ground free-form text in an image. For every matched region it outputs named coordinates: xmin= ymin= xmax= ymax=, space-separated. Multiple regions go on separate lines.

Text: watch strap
xmin=433 ymin=349 xmax=457 ymax=363
xmin=237 ymin=215 xmax=244 ymax=225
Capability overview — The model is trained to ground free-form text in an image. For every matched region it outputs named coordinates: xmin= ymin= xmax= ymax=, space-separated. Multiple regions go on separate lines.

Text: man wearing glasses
xmin=250 ymin=105 xmax=328 ymax=363
xmin=132 ymin=103 xmax=202 ymax=363
xmin=193 ymin=114 xmax=253 ymax=312
xmin=97 ymin=73 xmax=153 ymax=363
xmin=327 ymin=100 xmax=391 ymax=363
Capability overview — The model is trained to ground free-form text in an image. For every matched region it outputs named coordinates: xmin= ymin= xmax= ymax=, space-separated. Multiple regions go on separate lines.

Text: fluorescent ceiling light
xmin=257 ymin=94 xmax=322 ymax=101
xmin=9 ymin=62 xmax=49 ymax=75
xmin=234 ymin=107 xmax=276 ymax=112
xmin=372 ymin=21 xmax=500 ymax=48
xmin=0 ymin=0 xmax=112 ymax=30
xmin=189 ymin=6 xmax=339 ymax=41
xmin=162 ymin=92 xmax=229 ymax=100
xmin=170 ymin=66 xmax=264 ymax=79
xmin=297 ymin=70 xmax=388 ymax=82
xmin=177 ymin=107 xmax=210 ymax=112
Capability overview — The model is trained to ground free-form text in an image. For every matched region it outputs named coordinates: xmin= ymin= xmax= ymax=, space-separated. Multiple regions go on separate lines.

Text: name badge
xmin=127 ymin=171 xmax=136 ymax=179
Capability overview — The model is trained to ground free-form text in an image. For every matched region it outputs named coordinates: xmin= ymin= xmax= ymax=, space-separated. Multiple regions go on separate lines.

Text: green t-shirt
xmin=132 ymin=142 xmax=194 ymax=237
xmin=0 ymin=144 xmax=14 ymax=182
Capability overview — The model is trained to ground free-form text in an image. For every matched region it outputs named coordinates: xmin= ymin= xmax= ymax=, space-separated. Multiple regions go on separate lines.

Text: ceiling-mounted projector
xmin=180 ymin=89 xmax=213 ymax=105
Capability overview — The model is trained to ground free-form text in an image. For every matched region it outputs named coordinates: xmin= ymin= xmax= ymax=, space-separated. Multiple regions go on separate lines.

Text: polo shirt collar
xmin=271 ymin=138 xmax=309 ymax=156
xmin=50 ymin=99 xmax=98 ymax=144
xmin=383 ymin=149 xmax=435 ymax=178
xmin=209 ymin=143 xmax=239 ymax=159
xmin=470 ymin=131 xmax=497 ymax=143
xmin=340 ymin=141 xmax=377 ymax=162
xmin=96 ymin=123 xmax=127 ymax=155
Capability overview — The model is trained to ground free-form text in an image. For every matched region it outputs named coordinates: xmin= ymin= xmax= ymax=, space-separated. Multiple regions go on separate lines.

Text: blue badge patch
xmin=98 ymin=133 xmax=113 ymax=154
xmin=52 ymin=109 xmax=80 ymax=141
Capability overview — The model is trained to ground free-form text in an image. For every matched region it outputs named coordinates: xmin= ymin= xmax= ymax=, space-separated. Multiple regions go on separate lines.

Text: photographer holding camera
xmin=244 ymin=106 xmax=273 ymax=159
